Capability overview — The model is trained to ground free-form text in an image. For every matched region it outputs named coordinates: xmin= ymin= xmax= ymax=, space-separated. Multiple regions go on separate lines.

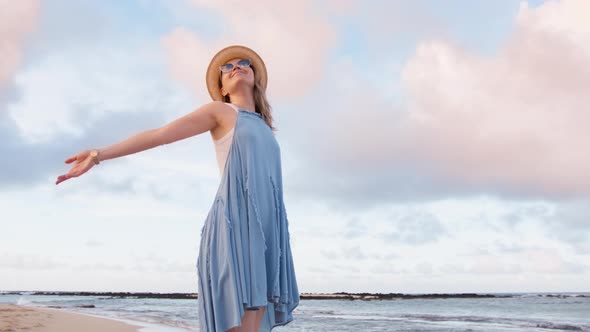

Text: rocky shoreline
xmin=3 ymin=291 xmax=588 ymax=301
xmin=1 ymin=290 xmax=514 ymax=300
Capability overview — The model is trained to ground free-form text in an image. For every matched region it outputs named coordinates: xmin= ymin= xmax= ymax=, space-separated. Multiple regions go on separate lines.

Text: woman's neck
xmin=229 ymin=92 xmax=256 ymax=113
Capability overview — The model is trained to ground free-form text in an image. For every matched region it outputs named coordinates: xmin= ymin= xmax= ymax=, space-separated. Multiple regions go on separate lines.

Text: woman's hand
xmin=55 ymin=150 xmax=96 ymax=185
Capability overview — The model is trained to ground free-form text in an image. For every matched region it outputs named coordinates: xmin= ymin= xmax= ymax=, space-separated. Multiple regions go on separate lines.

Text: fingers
xmin=59 ymin=151 xmax=90 ymax=184
xmin=55 ymin=173 xmax=74 ymax=185
xmin=65 ymin=151 xmax=86 ymax=163
xmin=65 ymin=156 xmax=77 ymax=163
xmin=56 ymin=175 xmax=66 ymax=185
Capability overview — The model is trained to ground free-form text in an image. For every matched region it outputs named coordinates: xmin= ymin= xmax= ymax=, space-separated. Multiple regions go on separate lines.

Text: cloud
xmin=0 ymin=106 xmax=166 ymax=189
xmin=493 ymin=240 xmax=526 ymax=254
xmin=414 ymin=261 xmax=434 ymax=274
xmin=467 ymin=247 xmax=588 ymax=274
xmin=0 ymin=0 xmax=40 ymax=90
xmin=326 ymin=0 xmax=445 ymax=51
xmin=341 ymin=245 xmax=368 ymax=260
xmin=369 ymin=262 xmax=405 ymax=275
xmin=341 ymin=217 xmax=368 ymax=239
xmin=381 ymin=209 xmax=447 ymax=245
xmin=0 ymin=253 xmax=68 ymax=270
xmin=285 ymin=0 xmax=590 ymax=210
xmin=497 ymin=203 xmax=552 ymax=228
xmin=128 ymin=251 xmax=195 ymax=273
xmin=7 ymin=45 xmax=179 ymax=143
xmin=85 ymin=239 xmax=104 ymax=248
xmin=541 ymin=198 xmax=590 ymax=253
xmin=161 ymin=0 xmax=337 ymax=101
xmin=0 ymin=32 xmax=193 ymax=190
xmin=320 ymin=244 xmax=390 ymax=262
xmin=77 ymin=262 xmax=127 ymax=272
xmin=398 ymin=0 xmax=590 ymax=198
xmin=160 ymin=27 xmax=214 ymax=101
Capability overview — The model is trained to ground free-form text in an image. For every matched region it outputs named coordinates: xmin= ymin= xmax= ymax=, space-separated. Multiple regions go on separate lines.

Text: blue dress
xmin=197 ymin=109 xmax=300 ymax=331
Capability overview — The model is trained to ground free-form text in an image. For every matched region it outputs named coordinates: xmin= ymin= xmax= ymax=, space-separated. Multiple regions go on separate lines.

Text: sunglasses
xmin=220 ymin=58 xmax=252 ymax=73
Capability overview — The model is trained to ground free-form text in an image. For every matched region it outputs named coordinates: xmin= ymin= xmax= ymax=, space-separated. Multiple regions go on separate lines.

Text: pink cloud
xmin=0 ymin=0 xmax=40 ymax=90
xmin=161 ymin=0 xmax=337 ymax=101
xmin=161 ymin=27 xmax=215 ymax=100
xmin=398 ymin=0 xmax=590 ymax=197
xmin=303 ymin=0 xmax=590 ymax=200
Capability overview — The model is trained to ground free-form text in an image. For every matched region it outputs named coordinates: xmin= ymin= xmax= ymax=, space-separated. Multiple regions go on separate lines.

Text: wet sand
xmin=0 ymin=304 xmax=141 ymax=332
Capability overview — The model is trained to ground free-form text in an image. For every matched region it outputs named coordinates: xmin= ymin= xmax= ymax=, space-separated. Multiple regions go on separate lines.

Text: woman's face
xmin=220 ymin=57 xmax=255 ymax=98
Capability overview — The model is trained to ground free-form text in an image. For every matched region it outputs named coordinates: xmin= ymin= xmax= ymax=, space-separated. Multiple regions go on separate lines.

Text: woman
xmin=56 ymin=45 xmax=300 ymax=332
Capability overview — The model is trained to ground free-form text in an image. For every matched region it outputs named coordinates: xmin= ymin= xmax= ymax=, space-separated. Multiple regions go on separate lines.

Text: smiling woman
xmin=55 ymin=45 xmax=300 ymax=332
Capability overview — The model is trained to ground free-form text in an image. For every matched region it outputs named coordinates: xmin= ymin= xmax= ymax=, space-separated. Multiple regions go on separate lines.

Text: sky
xmin=1 ymin=0 xmax=589 ymax=294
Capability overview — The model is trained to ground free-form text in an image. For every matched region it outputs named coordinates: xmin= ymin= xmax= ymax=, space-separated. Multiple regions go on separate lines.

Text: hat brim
xmin=206 ymin=45 xmax=268 ymax=102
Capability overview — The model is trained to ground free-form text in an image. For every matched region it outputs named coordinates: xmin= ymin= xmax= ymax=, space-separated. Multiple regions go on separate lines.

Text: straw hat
xmin=206 ymin=45 xmax=268 ymax=102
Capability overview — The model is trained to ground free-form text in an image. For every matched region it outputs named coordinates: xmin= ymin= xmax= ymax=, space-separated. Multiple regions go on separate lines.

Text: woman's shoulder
xmin=201 ymin=101 xmax=238 ymax=120
xmin=206 ymin=100 xmax=239 ymax=112
xmin=207 ymin=100 xmax=228 ymax=110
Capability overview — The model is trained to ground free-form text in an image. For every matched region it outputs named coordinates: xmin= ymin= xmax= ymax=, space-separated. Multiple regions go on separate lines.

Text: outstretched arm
xmin=98 ymin=101 xmax=221 ymax=162
xmin=56 ymin=101 xmax=223 ymax=185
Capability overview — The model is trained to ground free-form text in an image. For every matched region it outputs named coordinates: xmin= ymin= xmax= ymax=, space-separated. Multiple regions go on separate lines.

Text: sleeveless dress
xmin=197 ymin=105 xmax=300 ymax=332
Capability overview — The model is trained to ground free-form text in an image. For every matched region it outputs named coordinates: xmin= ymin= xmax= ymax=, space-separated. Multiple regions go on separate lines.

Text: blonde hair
xmin=219 ymin=64 xmax=276 ymax=133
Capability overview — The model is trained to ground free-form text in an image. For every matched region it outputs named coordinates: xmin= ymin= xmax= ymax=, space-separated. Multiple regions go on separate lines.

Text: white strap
xmin=224 ymin=102 xmax=239 ymax=113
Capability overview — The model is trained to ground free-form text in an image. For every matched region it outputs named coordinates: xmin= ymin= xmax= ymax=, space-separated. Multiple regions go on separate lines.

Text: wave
xmin=400 ymin=314 xmax=589 ymax=331
xmin=16 ymin=297 xmax=32 ymax=306
xmin=312 ymin=312 xmax=589 ymax=331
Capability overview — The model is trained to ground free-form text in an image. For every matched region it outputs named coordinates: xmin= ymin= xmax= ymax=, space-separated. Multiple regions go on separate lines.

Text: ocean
xmin=1 ymin=292 xmax=589 ymax=331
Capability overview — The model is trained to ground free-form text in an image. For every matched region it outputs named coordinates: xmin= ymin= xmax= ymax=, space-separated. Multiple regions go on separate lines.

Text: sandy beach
xmin=0 ymin=304 xmax=142 ymax=332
